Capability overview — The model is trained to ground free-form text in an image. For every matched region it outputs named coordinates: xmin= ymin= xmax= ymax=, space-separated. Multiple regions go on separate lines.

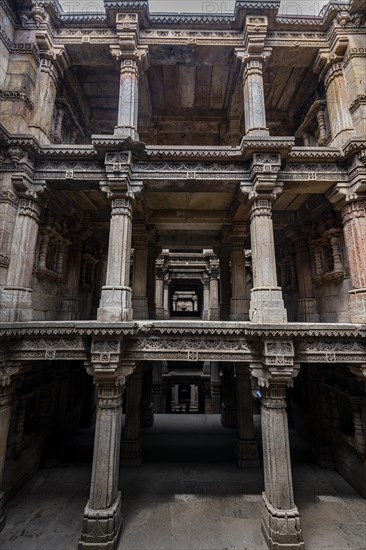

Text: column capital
xmin=110 ymin=45 xmax=149 ymax=73
xmin=249 ymin=339 xmax=300 ymax=388
xmin=341 ymin=197 xmax=366 ymax=224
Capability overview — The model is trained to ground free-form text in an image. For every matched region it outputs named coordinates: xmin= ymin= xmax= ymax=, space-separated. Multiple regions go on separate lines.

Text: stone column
xmin=121 ymin=365 xmax=143 ymax=466
xmin=0 ymin=187 xmax=19 ymax=283
xmin=324 ymin=62 xmax=354 ymax=146
xmin=260 ymin=384 xmax=304 ymax=549
xmin=0 ymin=193 xmax=41 ymax=321
xmin=0 ymin=377 xmax=15 ymax=531
xmin=340 ymin=199 xmax=366 ymax=323
xmin=210 ymin=362 xmax=221 ymax=414
xmin=230 ymin=228 xmax=249 ymax=320
xmin=306 ymin=367 xmax=334 ymax=468
xmin=235 ymin=365 xmax=259 ymax=467
xmin=218 ymin=248 xmax=230 ymax=320
xmin=249 ymin=196 xmax=287 ymax=323
xmin=294 ymin=237 xmax=319 ymax=322
xmin=221 ymin=364 xmax=237 ymax=428
xmin=152 ymin=362 xmax=163 ymax=413
xmin=208 ymin=259 xmax=219 ymax=320
xmin=132 ymin=225 xmax=148 ymax=319
xmin=97 ymin=196 xmax=133 ymax=322
xmin=115 ymin=59 xmax=139 ymax=140
xmin=79 ymin=360 xmax=133 ymax=550
xmin=155 ymin=258 xmax=165 ymax=320
xmin=141 ymin=363 xmax=154 ymax=429
xmin=163 ymin=277 xmax=170 ymax=319
xmin=60 ymin=235 xmax=84 ymax=320
xmin=243 ymin=59 xmax=269 ymax=136
xmin=28 ymin=58 xmax=60 ymax=144
xmin=202 ymin=276 xmax=210 ymax=320
xmin=147 ymin=240 xmax=159 ymax=319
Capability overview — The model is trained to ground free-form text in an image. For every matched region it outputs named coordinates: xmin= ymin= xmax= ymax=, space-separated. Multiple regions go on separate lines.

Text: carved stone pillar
xmin=324 ymin=62 xmax=354 ymax=146
xmin=0 ymin=376 xmax=16 ymax=531
xmin=97 ymin=196 xmax=133 ymax=322
xmin=260 ymin=385 xmax=304 ymax=549
xmin=79 ymin=357 xmax=134 ymax=550
xmin=115 ymin=59 xmax=139 ymax=140
xmin=294 ymin=237 xmax=319 ymax=322
xmin=210 ymin=362 xmax=221 ymax=414
xmin=132 ymin=225 xmax=148 ymax=319
xmin=147 ymin=239 xmax=159 ymax=319
xmin=202 ymin=276 xmax=210 ymax=320
xmin=155 ymin=258 xmax=165 ymax=320
xmin=0 ymin=193 xmax=41 ymax=321
xmin=341 ymin=199 xmax=366 ymax=322
xmin=235 ymin=365 xmax=259 ymax=467
xmin=28 ymin=58 xmax=60 ymax=144
xmin=307 ymin=367 xmax=334 ymax=468
xmin=121 ymin=365 xmax=143 ymax=466
xmin=221 ymin=364 xmax=237 ymax=428
xmin=163 ymin=277 xmax=170 ymax=319
xmin=218 ymin=248 xmax=230 ymax=320
xmin=0 ymin=188 xmax=19 ymax=281
xmin=249 ymin=196 xmax=287 ymax=323
xmin=242 ymin=59 xmax=269 ymax=136
xmin=60 ymin=235 xmax=84 ymax=320
xmin=230 ymin=228 xmax=249 ymax=320
xmin=208 ymin=259 xmax=219 ymax=320
xmin=141 ymin=363 xmax=154 ymax=429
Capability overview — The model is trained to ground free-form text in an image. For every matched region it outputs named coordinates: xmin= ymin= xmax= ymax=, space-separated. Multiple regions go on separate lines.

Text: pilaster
xmin=132 ymin=223 xmax=149 ymax=319
xmin=340 ymin=198 xmax=366 ymax=322
xmin=0 ymin=368 xmax=18 ymax=532
xmin=218 ymin=246 xmax=230 ymax=320
xmin=229 ymin=226 xmax=249 ymax=321
xmin=208 ymin=255 xmax=219 ymax=321
xmin=293 ymin=236 xmax=319 ymax=322
xmin=0 ymin=191 xmax=41 ymax=321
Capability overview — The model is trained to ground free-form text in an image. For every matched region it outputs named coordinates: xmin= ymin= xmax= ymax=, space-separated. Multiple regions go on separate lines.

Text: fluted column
xmin=294 ymin=237 xmax=319 ymax=322
xmin=235 ymin=365 xmax=258 ymax=467
xmin=115 ymin=59 xmax=139 ymax=140
xmin=121 ymin=365 xmax=143 ymax=466
xmin=324 ymin=62 xmax=354 ymax=146
xmin=221 ymin=364 xmax=237 ymax=428
xmin=243 ymin=59 xmax=269 ymax=136
xmin=230 ymin=229 xmax=249 ymax=320
xmin=79 ymin=360 xmax=133 ymax=550
xmin=97 ymin=196 xmax=133 ymax=322
xmin=0 ymin=193 xmax=41 ymax=321
xmin=341 ymin=199 xmax=366 ymax=322
xmin=132 ymin=225 xmax=148 ymax=319
xmin=249 ymin=197 xmax=287 ymax=323
xmin=260 ymin=385 xmax=304 ymax=549
xmin=0 ymin=378 xmax=15 ymax=531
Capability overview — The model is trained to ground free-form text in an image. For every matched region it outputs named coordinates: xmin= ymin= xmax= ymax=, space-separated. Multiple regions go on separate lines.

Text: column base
xmin=0 ymin=287 xmax=33 ymax=321
xmin=297 ymin=298 xmax=319 ymax=322
xmin=261 ymin=493 xmax=304 ymax=550
xmin=121 ymin=437 xmax=143 ymax=467
xmin=132 ymin=297 xmax=148 ymax=320
xmin=246 ymin=128 xmax=270 ymax=137
xmin=208 ymin=307 xmax=220 ymax=320
xmin=78 ymin=492 xmax=122 ymax=550
xmin=230 ymin=298 xmax=250 ymax=320
xmin=349 ymin=289 xmax=366 ymax=323
xmin=249 ymin=288 xmax=287 ymax=324
xmin=141 ymin=404 xmax=154 ymax=428
xmin=235 ymin=437 xmax=259 ymax=468
xmin=97 ymin=286 xmax=132 ymax=322
xmin=155 ymin=308 xmax=165 ymax=320
xmin=221 ymin=404 xmax=237 ymax=428
xmin=114 ymin=126 xmax=139 ymax=141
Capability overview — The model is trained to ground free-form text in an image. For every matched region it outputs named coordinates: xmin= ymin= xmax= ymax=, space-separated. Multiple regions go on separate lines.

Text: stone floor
xmin=1 ymin=414 xmax=366 ymax=550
